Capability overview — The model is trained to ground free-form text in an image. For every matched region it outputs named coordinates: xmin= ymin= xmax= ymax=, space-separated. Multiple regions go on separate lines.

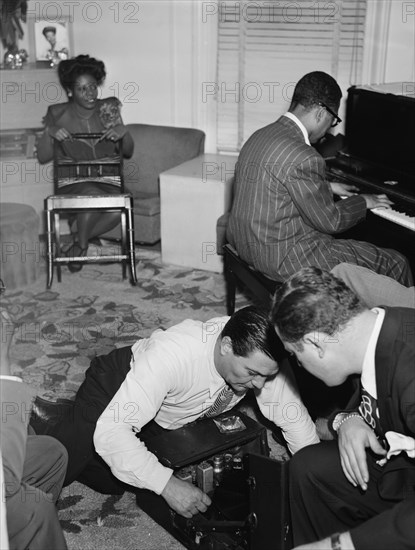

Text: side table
xmin=160 ymin=153 xmax=237 ymax=272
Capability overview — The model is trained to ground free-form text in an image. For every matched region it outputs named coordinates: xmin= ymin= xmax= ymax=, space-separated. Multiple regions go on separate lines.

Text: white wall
xmin=21 ymin=1 xmax=197 ymax=129
xmin=69 ymin=1 xmax=217 ymax=143
xmin=1 ymin=0 xmax=413 ymax=221
xmin=5 ymin=1 xmax=413 ymax=144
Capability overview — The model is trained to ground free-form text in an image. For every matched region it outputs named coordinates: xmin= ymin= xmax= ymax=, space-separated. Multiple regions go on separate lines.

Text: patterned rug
xmin=2 ymin=246 xmax=242 ymax=401
xmin=4 ymin=245 xmax=278 ymax=550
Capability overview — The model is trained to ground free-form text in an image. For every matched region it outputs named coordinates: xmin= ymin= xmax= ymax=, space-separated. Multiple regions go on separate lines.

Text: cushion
xmin=125 ymin=124 xmax=205 ymax=196
xmin=133 ymin=195 xmax=160 ymax=217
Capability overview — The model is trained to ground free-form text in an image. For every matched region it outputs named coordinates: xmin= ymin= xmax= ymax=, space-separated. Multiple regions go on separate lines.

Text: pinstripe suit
xmin=227 ymin=115 xmax=412 ymax=285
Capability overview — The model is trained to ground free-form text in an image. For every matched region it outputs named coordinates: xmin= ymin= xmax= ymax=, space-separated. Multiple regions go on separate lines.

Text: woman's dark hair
xmin=58 ymin=54 xmax=106 ymax=92
xmin=291 ymin=71 xmax=342 ymax=113
xmin=42 ymin=26 xmax=56 ymax=37
xmin=222 ymin=305 xmax=285 ymax=362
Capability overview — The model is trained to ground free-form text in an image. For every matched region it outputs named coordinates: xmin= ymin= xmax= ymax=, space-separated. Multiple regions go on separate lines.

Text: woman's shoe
xmin=64 ymin=242 xmax=87 ymax=273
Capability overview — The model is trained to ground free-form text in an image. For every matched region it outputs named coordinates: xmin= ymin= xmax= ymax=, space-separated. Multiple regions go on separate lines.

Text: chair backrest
xmin=124 ymin=124 xmax=205 ymax=196
xmin=53 ymin=133 xmax=124 ymax=193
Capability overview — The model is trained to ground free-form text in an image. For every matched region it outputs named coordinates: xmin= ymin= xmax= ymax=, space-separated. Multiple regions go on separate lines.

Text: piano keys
xmin=371 ymin=207 xmax=415 ymax=232
xmin=328 ymin=165 xmax=415 ymax=232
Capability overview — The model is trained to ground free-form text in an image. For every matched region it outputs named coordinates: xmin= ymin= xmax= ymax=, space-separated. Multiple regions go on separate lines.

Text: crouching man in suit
xmin=0 ymin=308 xmax=68 ymax=550
xmin=271 ymin=267 xmax=415 ymax=550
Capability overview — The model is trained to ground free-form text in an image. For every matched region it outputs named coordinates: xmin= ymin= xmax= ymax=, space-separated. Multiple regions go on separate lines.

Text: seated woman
xmin=37 ymin=54 xmax=134 ymax=272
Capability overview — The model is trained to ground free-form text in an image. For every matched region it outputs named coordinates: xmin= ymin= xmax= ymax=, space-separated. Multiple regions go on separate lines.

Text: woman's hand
xmin=99 ymin=124 xmax=128 ymax=143
xmin=48 ymin=126 xmax=72 ymax=142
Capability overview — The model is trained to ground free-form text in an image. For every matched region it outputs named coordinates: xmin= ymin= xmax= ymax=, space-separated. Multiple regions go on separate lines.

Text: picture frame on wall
xmin=34 ymin=18 xmax=71 ymax=67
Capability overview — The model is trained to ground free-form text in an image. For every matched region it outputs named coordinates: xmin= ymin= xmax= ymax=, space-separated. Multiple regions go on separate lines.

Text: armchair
xmin=103 ymin=123 xmax=205 ymax=244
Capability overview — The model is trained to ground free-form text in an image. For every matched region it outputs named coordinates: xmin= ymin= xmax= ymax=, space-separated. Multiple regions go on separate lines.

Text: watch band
xmin=330 ymin=532 xmax=342 ymax=550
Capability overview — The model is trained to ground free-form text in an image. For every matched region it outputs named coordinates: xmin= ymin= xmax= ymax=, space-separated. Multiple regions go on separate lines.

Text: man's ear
xmin=303 ymin=332 xmax=325 ymax=357
xmin=314 ymin=105 xmax=325 ymax=124
xmin=220 ymin=336 xmax=233 ymax=356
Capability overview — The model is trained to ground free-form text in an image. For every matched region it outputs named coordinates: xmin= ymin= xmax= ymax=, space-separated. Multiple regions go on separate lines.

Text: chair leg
xmin=120 ymin=210 xmax=127 ymax=280
xmin=54 ymin=212 xmax=62 ymax=283
xmin=46 ymin=209 xmax=54 ymax=289
xmin=126 ymin=205 xmax=137 ymax=285
xmin=224 ymin=256 xmax=237 ymax=315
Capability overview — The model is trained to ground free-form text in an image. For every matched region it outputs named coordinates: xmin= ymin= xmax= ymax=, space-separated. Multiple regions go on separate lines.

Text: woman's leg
xmin=76 ymin=210 xmax=120 ymax=249
xmin=71 ymin=182 xmax=121 ymax=249
xmin=59 ymin=182 xmax=121 ymax=250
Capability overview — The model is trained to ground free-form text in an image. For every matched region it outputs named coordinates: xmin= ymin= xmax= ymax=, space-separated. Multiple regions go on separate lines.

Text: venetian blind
xmin=216 ymin=0 xmax=367 ymax=152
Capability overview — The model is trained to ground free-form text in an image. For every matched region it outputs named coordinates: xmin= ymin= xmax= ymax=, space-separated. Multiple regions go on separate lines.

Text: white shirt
xmin=284 ymin=112 xmax=311 ymax=145
xmin=94 ymin=316 xmax=318 ymax=494
xmin=361 ymin=307 xmax=385 ymax=400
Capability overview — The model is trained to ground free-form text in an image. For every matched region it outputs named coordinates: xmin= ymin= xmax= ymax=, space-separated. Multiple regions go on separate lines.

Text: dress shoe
xmin=30 ymin=396 xmax=74 ymax=435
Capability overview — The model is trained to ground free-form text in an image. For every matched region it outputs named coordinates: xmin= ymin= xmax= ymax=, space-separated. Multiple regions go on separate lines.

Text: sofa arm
xmin=216 ymin=212 xmax=230 ymax=255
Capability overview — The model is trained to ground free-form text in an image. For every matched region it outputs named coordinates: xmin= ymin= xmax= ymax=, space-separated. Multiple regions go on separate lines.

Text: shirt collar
xmin=284 ymin=112 xmax=311 ymax=145
xmin=203 ymin=317 xmax=230 ymax=398
xmin=361 ymin=307 xmax=385 ymax=399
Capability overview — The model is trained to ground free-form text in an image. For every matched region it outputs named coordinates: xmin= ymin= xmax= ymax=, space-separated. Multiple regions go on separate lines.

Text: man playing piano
xmin=227 ymin=71 xmax=413 ymax=286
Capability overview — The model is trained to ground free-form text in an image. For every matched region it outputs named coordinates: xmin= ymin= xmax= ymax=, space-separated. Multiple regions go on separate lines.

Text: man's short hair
xmin=222 ymin=305 xmax=285 ymax=361
xmin=291 ymin=71 xmax=342 ymax=112
xmin=270 ymin=267 xmax=366 ymax=346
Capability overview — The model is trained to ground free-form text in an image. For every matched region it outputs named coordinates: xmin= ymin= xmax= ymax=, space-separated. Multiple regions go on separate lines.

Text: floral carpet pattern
xmin=2 ymin=246 xmax=242 ymax=401
xmin=1 ymin=246 xmax=253 ymax=550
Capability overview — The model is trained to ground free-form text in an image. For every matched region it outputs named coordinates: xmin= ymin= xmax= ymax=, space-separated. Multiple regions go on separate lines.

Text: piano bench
xmin=223 ymin=244 xmax=282 ymax=315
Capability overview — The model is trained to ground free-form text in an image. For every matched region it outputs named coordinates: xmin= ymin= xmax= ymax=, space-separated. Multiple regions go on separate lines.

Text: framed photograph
xmin=34 ymin=19 xmax=71 ymax=65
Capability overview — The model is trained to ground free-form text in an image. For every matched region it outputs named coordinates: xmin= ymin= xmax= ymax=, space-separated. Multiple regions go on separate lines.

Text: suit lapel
xmin=375 ymin=308 xmax=409 ymax=433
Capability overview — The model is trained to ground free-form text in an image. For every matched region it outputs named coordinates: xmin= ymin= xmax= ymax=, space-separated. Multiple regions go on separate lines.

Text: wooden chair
xmin=45 ymin=133 xmax=137 ymax=288
xmin=223 ymin=244 xmax=282 ymax=315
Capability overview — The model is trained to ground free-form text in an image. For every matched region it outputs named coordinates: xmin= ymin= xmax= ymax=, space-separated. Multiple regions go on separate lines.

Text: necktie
xmin=359 ymin=384 xmax=383 ymax=438
xmin=202 ymin=385 xmax=235 ymax=418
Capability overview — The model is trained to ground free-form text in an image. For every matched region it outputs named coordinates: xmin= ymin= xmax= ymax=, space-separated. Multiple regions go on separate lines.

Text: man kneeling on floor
xmin=31 ymin=306 xmax=319 ymax=518
xmin=271 ymin=267 xmax=415 ymax=550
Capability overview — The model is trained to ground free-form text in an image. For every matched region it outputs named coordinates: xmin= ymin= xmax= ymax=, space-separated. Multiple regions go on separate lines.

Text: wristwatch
xmin=330 ymin=532 xmax=342 ymax=550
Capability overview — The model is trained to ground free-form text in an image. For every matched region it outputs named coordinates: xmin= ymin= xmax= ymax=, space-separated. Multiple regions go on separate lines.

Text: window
xmin=216 ymin=0 xmax=367 ymax=152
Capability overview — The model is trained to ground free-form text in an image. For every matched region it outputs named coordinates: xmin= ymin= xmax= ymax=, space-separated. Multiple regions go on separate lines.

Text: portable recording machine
xmin=136 ymin=411 xmax=291 ymax=550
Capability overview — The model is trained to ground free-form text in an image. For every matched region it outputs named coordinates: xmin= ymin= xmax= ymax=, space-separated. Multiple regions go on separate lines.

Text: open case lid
xmin=145 ymin=411 xmax=267 ymax=469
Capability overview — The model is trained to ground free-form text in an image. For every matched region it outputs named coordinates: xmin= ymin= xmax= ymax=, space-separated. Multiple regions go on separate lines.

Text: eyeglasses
xmin=319 ymin=102 xmax=342 ymax=127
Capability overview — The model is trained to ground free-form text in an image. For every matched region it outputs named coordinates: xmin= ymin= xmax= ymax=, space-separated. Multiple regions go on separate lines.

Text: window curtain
xmin=216 ymin=0 xmax=367 ymax=152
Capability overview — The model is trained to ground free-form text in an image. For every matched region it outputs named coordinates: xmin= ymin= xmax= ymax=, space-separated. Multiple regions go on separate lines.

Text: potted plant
xmin=0 ymin=0 xmax=29 ymax=67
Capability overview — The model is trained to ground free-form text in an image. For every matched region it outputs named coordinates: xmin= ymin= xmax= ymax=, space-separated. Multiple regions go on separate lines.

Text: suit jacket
xmin=349 ymin=307 xmax=415 ymax=550
xmin=0 ymin=379 xmax=36 ymax=499
xmin=226 ymin=115 xmax=366 ymax=279
xmin=0 ymin=453 xmax=9 ymax=550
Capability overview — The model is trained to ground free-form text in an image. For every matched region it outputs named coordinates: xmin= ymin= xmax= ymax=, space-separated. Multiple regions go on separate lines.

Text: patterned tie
xmin=359 ymin=384 xmax=383 ymax=438
xmin=202 ymin=385 xmax=235 ymax=418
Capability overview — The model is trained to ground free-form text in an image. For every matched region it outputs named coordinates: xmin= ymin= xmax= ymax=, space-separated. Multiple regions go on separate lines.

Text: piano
xmin=325 ymin=85 xmax=415 ymax=274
